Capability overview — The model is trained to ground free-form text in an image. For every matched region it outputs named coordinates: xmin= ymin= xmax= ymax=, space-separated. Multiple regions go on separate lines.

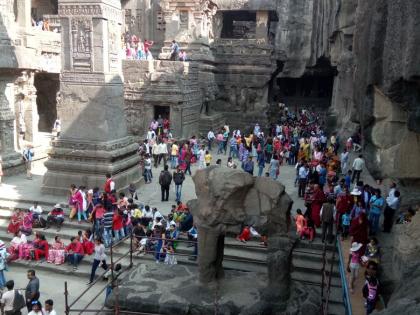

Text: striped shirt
xmin=103 ymin=211 xmax=114 ymax=229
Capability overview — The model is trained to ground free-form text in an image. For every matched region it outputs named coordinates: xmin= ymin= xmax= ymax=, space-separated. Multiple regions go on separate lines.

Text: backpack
xmin=173 ymin=172 xmax=184 ymax=185
xmin=13 ymin=289 xmax=26 ymax=311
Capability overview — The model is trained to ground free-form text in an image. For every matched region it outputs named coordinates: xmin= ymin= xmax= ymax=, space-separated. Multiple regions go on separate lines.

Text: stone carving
xmin=188 ymin=166 xmax=292 ymax=283
xmin=59 ymin=5 xmax=102 ymax=16
xmin=72 ymin=19 xmax=91 ymax=53
xmin=179 ymin=11 xmax=189 ymax=30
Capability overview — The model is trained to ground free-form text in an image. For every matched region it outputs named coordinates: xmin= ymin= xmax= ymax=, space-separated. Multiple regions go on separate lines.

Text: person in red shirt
xmin=236 ymin=225 xmax=251 ymax=243
xmin=66 ymin=237 xmax=85 ymax=270
xmin=112 ymin=209 xmax=125 ymax=241
xmin=104 ymin=173 xmax=115 ymax=194
xmin=33 ymin=234 xmax=49 ymax=261
xmin=91 ymin=202 xmax=105 ymax=238
xmin=45 ymin=204 xmax=65 ymax=232
xmin=143 ymin=39 xmax=154 ymax=53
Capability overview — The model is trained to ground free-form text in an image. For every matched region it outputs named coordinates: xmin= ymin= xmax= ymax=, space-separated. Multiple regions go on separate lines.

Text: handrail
xmin=336 ymin=236 xmax=353 ymax=315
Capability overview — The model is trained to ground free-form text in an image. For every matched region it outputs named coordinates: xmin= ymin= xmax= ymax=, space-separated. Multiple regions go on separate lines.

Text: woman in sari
xmin=8 ymin=231 xmax=27 ymax=261
xmin=349 ymin=212 xmax=369 ymax=253
xmin=7 ymin=209 xmax=24 ymax=234
xmin=20 ymin=210 xmax=33 ymax=236
xmin=310 ymin=184 xmax=325 ymax=228
xmin=48 ymin=236 xmax=66 ymax=265
xmin=19 ymin=231 xmax=39 ymax=260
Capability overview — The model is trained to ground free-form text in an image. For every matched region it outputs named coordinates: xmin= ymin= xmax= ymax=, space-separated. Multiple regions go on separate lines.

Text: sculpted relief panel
xmin=71 ymin=18 xmax=92 ymax=71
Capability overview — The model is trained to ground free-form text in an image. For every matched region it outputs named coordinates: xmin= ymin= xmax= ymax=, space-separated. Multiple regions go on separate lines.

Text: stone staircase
xmin=291 ymin=239 xmax=346 ymax=315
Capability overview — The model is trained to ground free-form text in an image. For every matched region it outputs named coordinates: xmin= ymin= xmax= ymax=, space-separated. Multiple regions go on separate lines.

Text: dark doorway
xmin=154 ymin=105 xmax=170 ymax=120
xmin=34 ymin=72 xmax=59 ymax=132
xmin=221 ymin=11 xmax=256 ymax=39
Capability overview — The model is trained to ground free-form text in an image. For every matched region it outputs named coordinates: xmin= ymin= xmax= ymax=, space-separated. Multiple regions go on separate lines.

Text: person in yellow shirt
xmin=204 ymin=151 xmax=212 ymax=167
xmin=170 ymin=142 xmax=179 ymax=169
xmin=302 ymin=139 xmax=310 ymax=161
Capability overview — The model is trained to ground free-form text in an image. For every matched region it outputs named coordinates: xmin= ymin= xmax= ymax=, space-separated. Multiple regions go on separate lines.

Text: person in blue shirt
xmin=257 ymin=153 xmax=265 ymax=177
xmin=345 ymin=170 xmax=352 ymax=190
xmin=341 ymin=211 xmax=351 ymax=240
xmin=369 ymin=189 xmax=385 ymax=235
xmin=318 ymin=163 xmax=327 ymax=188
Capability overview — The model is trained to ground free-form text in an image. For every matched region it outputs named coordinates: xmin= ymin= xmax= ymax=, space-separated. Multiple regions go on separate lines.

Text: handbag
xmin=12 ymin=289 xmax=26 ymax=312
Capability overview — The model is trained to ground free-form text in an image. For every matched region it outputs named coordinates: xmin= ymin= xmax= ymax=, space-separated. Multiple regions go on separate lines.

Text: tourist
xmin=43 ymin=299 xmax=57 ymax=315
xmin=53 ymin=117 xmax=61 ymax=138
xmin=0 ymin=241 xmax=8 ymax=290
xmin=1 ymin=280 xmax=26 ymax=314
xmin=47 ymin=236 xmax=65 ymax=265
xmin=143 ymin=153 xmax=153 ymax=183
xmin=347 ymin=242 xmax=363 ymax=294
xmin=184 ymin=145 xmax=192 ymax=175
xmin=20 ymin=210 xmax=33 ymax=236
xmin=104 ymin=173 xmax=115 ymax=194
xmin=243 ymin=156 xmax=254 ymax=175
xmin=25 ymin=270 xmax=40 ymax=311
xmin=236 ymin=225 xmax=251 ymax=243
xmin=301 ymin=212 xmax=315 ymax=242
xmin=71 ymin=185 xmax=87 ymax=223
xmin=44 ymin=204 xmax=64 ymax=232
xmin=179 ymin=50 xmax=187 ymax=61
xmin=33 ymin=234 xmax=48 ymax=261
xmin=111 ymin=209 xmax=125 ymax=241
xmin=154 ymin=225 xmax=166 ymax=263
xmin=340 ymin=148 xmax=349 ymax=174
xmin=8 ymin=231 xmax=26 ymax=261
xmin=8 ymin=209 xmax=24 ymax=234
xmin=152 ymin=141 xmax=159 ymax=168
xmin=204 ymin=150 xmax=212 ymax=167
xmin=173 ymin=166 xmax=185 ymax=203
xmin=363 ymin=275 xmax=380 ymax=314
xmin=229 ymin=135 xmax=238 ymax=159
xmin=320 ymin=197 xmax=336 ymax=243
xmin=257 ymin=153 xmax=265 ymax=177
xmin=310 ymin=184 xmax=325 ymax=228
xmin=88 ymin=238 xmax=108 ymax=285
xmin=66 ymin=237 xmax=85 ymax=270
xmin=159 ymin=165 xmax=172 ymax=202
xmin=383 ymin=190 xmax=400 ymax=233
xmin=187 ymin=224 xmax=198 ymax=260
xmin=368 ymin=189 xmax=384 ymax=236
xmin=269 ymin=155 xmax=279 ymax=179
xmin=295 ymin=209 xmax=305 ymax=237
xmin=297 ymin=162 xmax=309 ymax=198
xmin=349 ymin=212 xmax=369 ymax=253
xmin=207 ymin=130 xmax=215 ymax=151
xmin=102 ymin=208 xmax=114 ymax=248
xmin=29 ymin=202 xmax=42 ymax=221
xmin=351 ymin=154 xmax=365 ymax=184
xmin=22 ymin=144 xmax=34 ymax=180
xmin=362 ymin=237 xmax=381 ymax=265
xmin=227 ymin=157 xmax=237 ymax=169
xmin=170 ymin=142 xmax=179 ymax=169
xmin=157 ymin=140 xmax=168 ymax=167
xmin=82 ymin=229 xmax=95 ymax=255
xmin=341 ymin=210 xmax=351 ymax=240
xmin=91 ymin=201 xmax=105 ymax=238
xmin=170 ymin=40 xmax=180 ymax=61
xmin=28 ymin=301 xmax=43 ymax=315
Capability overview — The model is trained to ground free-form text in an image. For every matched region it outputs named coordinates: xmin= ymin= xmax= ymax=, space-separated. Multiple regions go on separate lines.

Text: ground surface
xmin=0 ymin=148 xmax=378 ymax=314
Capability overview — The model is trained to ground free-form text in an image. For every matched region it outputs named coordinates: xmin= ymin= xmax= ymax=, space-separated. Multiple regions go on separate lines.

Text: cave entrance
xmin=154 ymin=105 xmax=170 ymax=120
xmin=34 ymin=72 xmax=59 ymax=133
xmin=221 ymin=11 xmax=256 ymax=39
xmin=274 ymin=58 xmax=336 ymax=115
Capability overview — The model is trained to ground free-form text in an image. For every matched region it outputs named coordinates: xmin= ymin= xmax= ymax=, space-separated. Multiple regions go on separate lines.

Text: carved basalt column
xmin=42 ymin=0 xmax=141 ymax=195
xmin=0 ymin=76 xmax=24 ymax=173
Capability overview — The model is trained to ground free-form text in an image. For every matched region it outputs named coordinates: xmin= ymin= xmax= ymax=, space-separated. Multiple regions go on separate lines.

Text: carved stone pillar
xmin=42 ymin=0 xmax=141 ymax=195
xmin=0 ymin=75 xmax=24 ymax=174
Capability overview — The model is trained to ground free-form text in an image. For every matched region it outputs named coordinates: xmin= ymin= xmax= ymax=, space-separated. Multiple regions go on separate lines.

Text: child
xmin=236 ymin=225 xmax=251 ymax=243
xmin=341 ymin=210 xmax=351 ymax=240
xmin=347 ymin=242 xmax=362 ymax=293
xmin=204 ymin=150 xmax=212 ymax=167
xmin=345 ymin=170 xmax=352 ymax=190
xmin=363 ymin=275 xmax=380 ymax=314
xmin=295 ymin=209 xmax=305 ymax=238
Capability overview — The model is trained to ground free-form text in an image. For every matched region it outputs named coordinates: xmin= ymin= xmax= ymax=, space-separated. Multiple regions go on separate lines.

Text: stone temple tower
xmin=42 ymin=0 xmax=141 ymax=194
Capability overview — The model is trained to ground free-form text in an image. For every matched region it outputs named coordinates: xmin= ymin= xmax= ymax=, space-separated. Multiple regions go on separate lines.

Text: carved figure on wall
xmin=72 ymin=19 xmax=91 ymax=53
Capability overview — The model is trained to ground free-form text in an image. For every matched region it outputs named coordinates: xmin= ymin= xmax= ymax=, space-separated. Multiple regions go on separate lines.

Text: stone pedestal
xmin=42 ymin=0 xmax=141 ymax=195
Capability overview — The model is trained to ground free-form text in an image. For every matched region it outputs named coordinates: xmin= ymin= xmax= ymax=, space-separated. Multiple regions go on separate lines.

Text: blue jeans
xmin=155 ymin=239 xmax=163 ymax=261
xmin=105 ymin=285 xmax=112 ymax=300
xmin=258 ymin=165 xmax=264 ymax=177
xmin=208 ymin=139 xmax=213 ymax=151
xmin=77 ymin=210 xmax=87 ymax=222
xmin=0 ymin=270 xmax=6 ymax=288
xmin=369 ymin=212 xmax=380 ymax=235
xmin=114 ymin=228 xmax=125 ymax=241
xmin=229 ymin=146 xmax=238 ymax=159
xmin=144 ymin=169 xmax=152 ymax=183
xmin=217 ymin=141 xmax=224 ymax=154
xmin=170 ymin=155 xmax=178 ymax=169
xmin=175 ymin=184 xmax=182 ymax=202
xmin=68 ymin=253 xmax=83 ymax=267
xmin=103 ymin=227 xmax=113 ymax=247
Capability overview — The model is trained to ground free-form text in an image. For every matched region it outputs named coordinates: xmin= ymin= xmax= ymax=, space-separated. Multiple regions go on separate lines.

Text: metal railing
xmin=321 ymin=239 xmax=337 ymax=315
xmin=336 ymin=236 xmax=353 ymax=315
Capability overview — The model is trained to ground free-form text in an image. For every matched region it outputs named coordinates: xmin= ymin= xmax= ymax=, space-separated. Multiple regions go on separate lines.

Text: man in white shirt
xmin=298 ymin=164 xmax=309 ymax=198
xmin=44 ymin=299 xmax=57 ymax=315
xmin=198 ymin=146 xmax=206 ymax=169
xmin=351 ymin=154 xmax=365 ymax=183
xmin=30 ymin=202 xmax=43 ymax=221
xmin=207 ymin=130 xmax=215 ymax=151
xmin=147 ymin=128 xmax=156 ymax=142
xmin=1 ymin=280 xmax=17 ymax=313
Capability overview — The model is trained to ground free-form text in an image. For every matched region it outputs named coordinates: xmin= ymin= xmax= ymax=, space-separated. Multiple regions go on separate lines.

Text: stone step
xmin=294 ymin=239 xmax=337 ymax=252
xmin=291 ymin=270 xmax=342 ymax=288
xmin=292 ymin=257 xmax=340 ymax=278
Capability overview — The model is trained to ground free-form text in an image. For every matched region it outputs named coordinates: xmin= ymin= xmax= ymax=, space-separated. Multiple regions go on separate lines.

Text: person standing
xmin=298 ymin=163 xmax=309 ymax=198
xmin=1 ymin=280 xmax=26 ymax=315
xmin=159 ymin=165 xmax=172 ymax=202
xmin=173 ymin=167 xmax=185 ymax=203
xmin=207 ymin=130 xmax=215 ymax=151
xmin=88 ymin=238 xmax=108 ymax=285
xmin=243 ymin=156 xmax=254 ymax=175
xmin=157 ymin=140 xmax=168 ymax=167
xmin=53 ymin=117 xmax=61 ymax=138
xmin=102 ymin=208 xmax=114 ymax=248
xmin=368 ymin=189 xmax=385 ymax=236
xmin=198 ymin=146 xmax=206 ymax=169
xmin=320 ymin=198 xmax=336 ymax=243
xmin=351 ymin=155 xmax=365 ymax=183
xmin=383 ymin=190 xmax=400 ymax=233
xmin=25 ymin=270 xmax=40 ymax=312
xmin=257 ymin=153 xmax=265 ymax=177
xmin=340 ymin=148 xmax=349 ymax=174
xmin=22 ymin=145 xmax=34 ymax=180
xmin=170 ymin=40 xmax=180 ymax=61
xmin=104 ymin=173 xmax=115 ymax=194
xmin=0 ymin=241 xmax=8 ymax=290
xmin=170 ymin=142 xmax=179 ymax=169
